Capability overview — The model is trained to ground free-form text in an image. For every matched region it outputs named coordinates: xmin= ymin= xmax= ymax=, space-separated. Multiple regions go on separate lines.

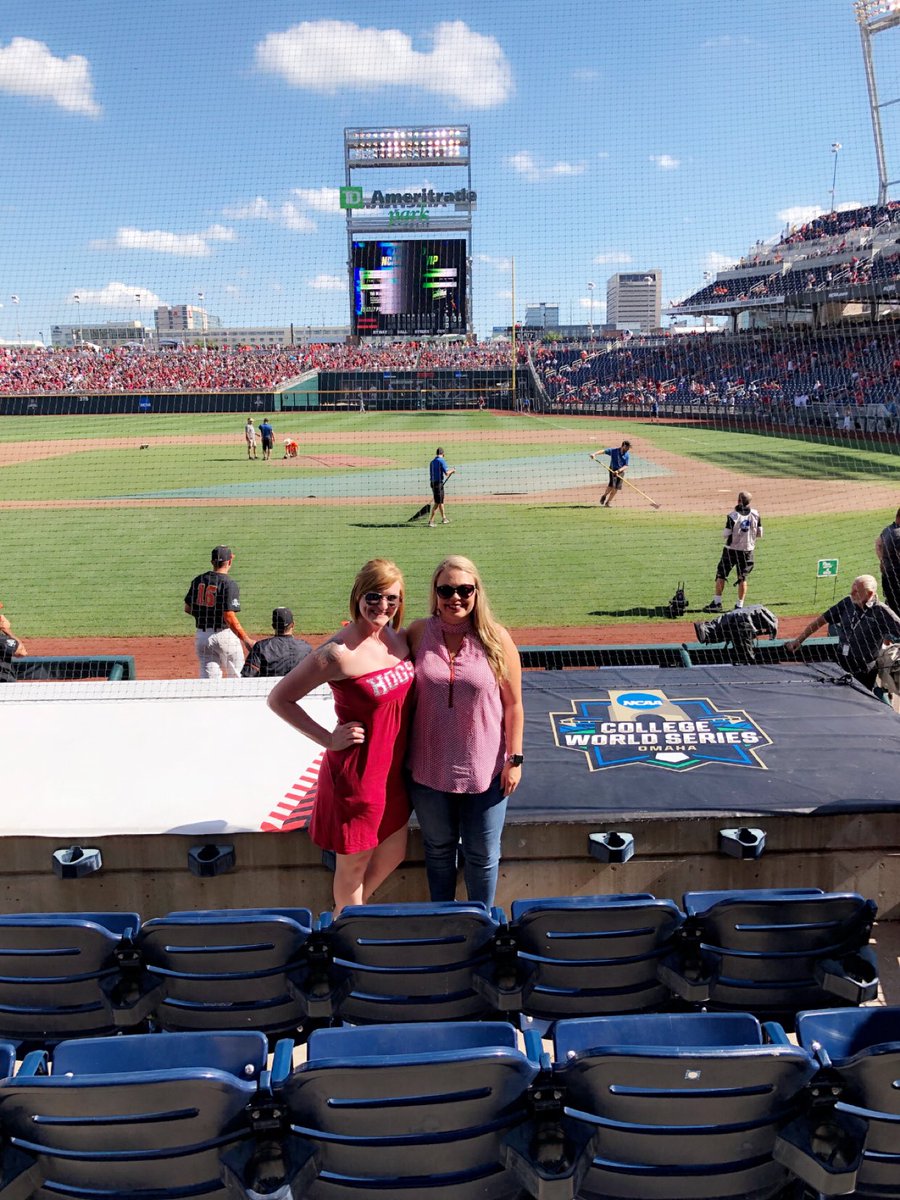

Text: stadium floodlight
xmin=854 ymin=0 xmax=900 ymax=203
xmin=345 ymin=125 xmax=470 ymax=168
xmin=854 ymin=0 xmax=900 ymax=32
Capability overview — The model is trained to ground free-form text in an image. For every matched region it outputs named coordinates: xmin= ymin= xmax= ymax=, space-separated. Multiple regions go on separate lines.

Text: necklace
xmin=440 ymin=622 xmax=469 ymax=708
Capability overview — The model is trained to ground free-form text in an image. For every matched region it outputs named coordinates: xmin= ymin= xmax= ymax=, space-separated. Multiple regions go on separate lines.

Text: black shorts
xmin=431 ymin=481 xmax=445 ymax=504
xmin=716 ymin=548 xmax=754 ymax=582
xmin=607 ymin=469 xmax=623 ymax=490
xmin=262 ymin=436 xmax=274 ymax=450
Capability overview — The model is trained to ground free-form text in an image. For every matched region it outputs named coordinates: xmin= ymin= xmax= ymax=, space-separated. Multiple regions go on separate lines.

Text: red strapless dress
xmin=309 ymin=659 xmax=414 ymax=854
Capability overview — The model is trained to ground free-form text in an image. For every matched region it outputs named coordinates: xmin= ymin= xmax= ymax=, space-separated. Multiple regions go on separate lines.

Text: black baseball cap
xmin=272 ymin=607 xmax=293 ymax=632
xmin=211 ymin=545 xmax=233 ymax=565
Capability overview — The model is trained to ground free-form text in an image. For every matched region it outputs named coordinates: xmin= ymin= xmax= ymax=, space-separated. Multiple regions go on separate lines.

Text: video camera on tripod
xmin=693 ymin=605 xmax=779 ymax=664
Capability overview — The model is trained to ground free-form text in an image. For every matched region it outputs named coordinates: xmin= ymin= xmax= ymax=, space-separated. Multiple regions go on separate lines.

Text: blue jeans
xmin=410 ymin=775 xmax=508 ymax=907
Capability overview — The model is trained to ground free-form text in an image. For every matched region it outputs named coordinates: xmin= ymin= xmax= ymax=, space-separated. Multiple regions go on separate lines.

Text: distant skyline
xmin=2 ymin=0 xmax=899 ymax=342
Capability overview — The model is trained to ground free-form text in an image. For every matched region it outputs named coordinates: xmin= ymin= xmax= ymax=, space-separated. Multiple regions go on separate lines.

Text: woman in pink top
xmin=407 ymin=555 xmax=524 ymax=907
xmin=268 ymin=559 xmax=413 ymax=913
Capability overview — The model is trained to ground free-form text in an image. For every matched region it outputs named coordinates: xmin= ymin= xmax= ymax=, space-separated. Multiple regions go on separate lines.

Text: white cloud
xmin=309 ymin=274 xmax=345 ymax=291
xmin=496 ymin=289 xmax=513 ymax=300
xmin=224 ymin=284 xmax=240 ymax=296
xmin=477 ymin=253 xmax=512 ymax=270
xmin=580 ymin=296 xmax=607 ymax=315
xmin=0 ymin=37 xmax=101 ymax=116
xmin=90 ymin=225 xmax=235 ymax=257
xmin=776 ymin=201 xmax=863 ymax=232
xmin=508 ymin=151 xmax=586 ymax=182
xmin=67 ymin=282 xmax=164 ymax=309
xmin=704 ymin=251 xmax=737 ymax=273
xmin=292 ymin=187 xmax=342 ymax=213
xmin=649 ymin=154 xmax=680 ymax=170
xmin=572 ymin=68 xmax=599 ymax=82
xmin=255 ymin=19 xmax=512 ymax=109
xmin=223 ymin=196 xmax=316 ymax=232
xmin=594 ymin=251 xmax=632 ymax=265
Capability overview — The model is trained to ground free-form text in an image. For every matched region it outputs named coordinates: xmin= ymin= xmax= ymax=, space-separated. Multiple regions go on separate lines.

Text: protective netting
xmin=2 ymin=4 xmax=900 ymax=691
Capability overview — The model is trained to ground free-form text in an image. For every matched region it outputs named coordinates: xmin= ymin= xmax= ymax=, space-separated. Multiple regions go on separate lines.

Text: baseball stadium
xmin=1 ymin=4 xmax=900 ymax=1197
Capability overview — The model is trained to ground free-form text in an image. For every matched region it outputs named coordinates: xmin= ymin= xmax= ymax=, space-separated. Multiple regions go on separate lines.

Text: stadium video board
xmin=352 ymin=239 xmax=466 ymax=335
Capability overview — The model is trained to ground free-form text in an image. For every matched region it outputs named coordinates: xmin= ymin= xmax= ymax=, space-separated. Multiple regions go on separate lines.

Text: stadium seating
xmin=0 ymin=912 xmax=142 ymax=1044
xmin=796 ymin=1006 xmax=900 ymax=1199
xmin=133 ymin=907 xmax=313 ymax=1036
xmin=0 ymin=1030 xmax=270 ymax=1199
xmin=489 ymin=894 xmax=684 ymax=1029
xmin=314 ymin=902 xmax=506 ymax=1024
xmin=550 ymin=1011 xmax=861 ymax=1199
xmin=276 ymin=1021 xmax=537 ymax=1199
xmin=660 ymin=888 xmax=879 ymax=1024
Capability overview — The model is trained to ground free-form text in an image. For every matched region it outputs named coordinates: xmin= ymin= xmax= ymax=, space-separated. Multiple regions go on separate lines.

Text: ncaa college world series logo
xmin=551 ymin=689 xmax=772 ymax=772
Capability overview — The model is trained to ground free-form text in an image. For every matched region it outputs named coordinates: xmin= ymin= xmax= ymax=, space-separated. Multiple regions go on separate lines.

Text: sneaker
xmin=441 ymin=518 xmax=450 ymax=524
xmin=599 ymin=496 xmax=607 ymax=506
xmin=427 ymin=522 xmax=435 ymax=528
xmin=701 ymin=602 xmax=722 ymax=613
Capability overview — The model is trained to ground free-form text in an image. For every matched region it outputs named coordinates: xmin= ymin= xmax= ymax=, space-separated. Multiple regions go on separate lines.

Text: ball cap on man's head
xmin=272 ymin=607 xmax=293 ymax=632
xmin=211 ymin=545 xmax=233 ymax=565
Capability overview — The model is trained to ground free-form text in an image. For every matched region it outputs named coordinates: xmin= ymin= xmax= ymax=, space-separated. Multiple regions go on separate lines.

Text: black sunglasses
xmin=364 ymin=591 xmax=401 ymax=607
xmin=436 ymin=584 xmax=476 ymax=600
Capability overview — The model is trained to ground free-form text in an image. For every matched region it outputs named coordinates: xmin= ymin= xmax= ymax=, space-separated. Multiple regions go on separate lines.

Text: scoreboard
xmin=352 ymin=239 xmax=466 ymax=336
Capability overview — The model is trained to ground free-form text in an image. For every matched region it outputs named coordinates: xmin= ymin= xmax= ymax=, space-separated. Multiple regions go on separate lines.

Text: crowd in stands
xmin=531 ymin=330 xmax=900 ymax=419
xmin=778 ymin=200 xmax=900 ymax=246
xmin=0 ymin=341 xmax=518 ymax=396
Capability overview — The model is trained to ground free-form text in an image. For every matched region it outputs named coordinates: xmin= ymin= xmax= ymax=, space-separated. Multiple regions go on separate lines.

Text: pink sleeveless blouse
xmin=409 ymin=617 xmax=505 ymax=793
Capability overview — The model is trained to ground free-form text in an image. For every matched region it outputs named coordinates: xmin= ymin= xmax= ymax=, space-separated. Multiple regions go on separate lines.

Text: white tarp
xmin=0 ymin=679 xmax=334 ymax=836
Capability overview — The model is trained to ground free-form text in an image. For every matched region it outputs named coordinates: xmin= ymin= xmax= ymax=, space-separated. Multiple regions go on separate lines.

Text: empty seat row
xmin=0 ymin=888 xmax=878 ymax=1045
xmin=0 ymin=1008 xmax=897 ymax=1200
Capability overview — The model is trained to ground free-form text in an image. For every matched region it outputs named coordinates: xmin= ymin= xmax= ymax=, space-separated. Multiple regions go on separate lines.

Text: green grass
xmin=1 ymin=412 xmax=895 ymax=636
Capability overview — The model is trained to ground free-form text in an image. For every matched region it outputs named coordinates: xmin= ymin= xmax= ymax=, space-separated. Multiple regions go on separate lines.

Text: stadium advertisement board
xmin=352 ymin=239 xmax=466 ymax=336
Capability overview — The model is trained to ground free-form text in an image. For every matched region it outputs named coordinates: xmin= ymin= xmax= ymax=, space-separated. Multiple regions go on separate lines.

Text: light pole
xmin=11 ymin=295 xmax=20 ymax=344
xmin=587 ymin=281 xmax=594 ymax=339
xmin=830 ymin=142 xmax=842 ymax=212
xmin=135 ymin=292 xmax=144 ymax=346
xmin=74 ymin=294 xmax=81 ymax=345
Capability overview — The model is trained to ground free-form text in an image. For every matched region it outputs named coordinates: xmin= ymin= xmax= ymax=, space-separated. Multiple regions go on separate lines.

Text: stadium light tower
xmin=854 ymin=0 xmax=900 ymax=204
xmin=588 ymin=281 xmax=595 ymax=338
xmin=830 ymin=141 xmax=842 ymax=211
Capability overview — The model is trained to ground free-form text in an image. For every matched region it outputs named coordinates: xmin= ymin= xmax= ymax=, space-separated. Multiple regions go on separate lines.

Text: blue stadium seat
xmin=134 ymin=907 xmax=313 ymax=1036
xmin=662 ymin=888 xmax=878 ymax=1022
xmin=0 ymin=1031 xmax=268 ymax=1200
xmin=503 ymin=894 xmax=684 ymax=1029
xmin=552 ymin=1011 xmax=855 ymax=1200
xmin=276 ymin=1021 xmax=537 ymax=1199
xmin=0 ymin=912 xmax=142 ymax=1044
xmin=315 ymin=902 xmax=504 ymax=1023
xmin=797 ymin=1007 xmax=900 ymax=1199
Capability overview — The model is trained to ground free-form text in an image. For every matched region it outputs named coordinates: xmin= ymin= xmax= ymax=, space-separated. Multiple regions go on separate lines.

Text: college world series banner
xmin=516 ymin=665 xmax=900 ymax=819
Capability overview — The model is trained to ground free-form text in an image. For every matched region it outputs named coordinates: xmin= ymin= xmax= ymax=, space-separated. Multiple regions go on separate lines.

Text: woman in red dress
xmin=267 ymin=559 xmax=413 ymax=912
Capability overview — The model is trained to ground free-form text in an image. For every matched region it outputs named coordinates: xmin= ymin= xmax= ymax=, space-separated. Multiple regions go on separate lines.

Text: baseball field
xmin=1 ymin=410 xmax=897 ymax=651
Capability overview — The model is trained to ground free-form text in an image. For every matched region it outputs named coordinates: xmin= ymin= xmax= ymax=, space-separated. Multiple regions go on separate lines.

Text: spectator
xmin=242 ymin=607 xmax=312 ymax=678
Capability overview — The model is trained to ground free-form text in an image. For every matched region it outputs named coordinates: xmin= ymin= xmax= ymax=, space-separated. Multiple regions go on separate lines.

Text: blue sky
xmin=2 ymin=0 xmax=899 ymax=342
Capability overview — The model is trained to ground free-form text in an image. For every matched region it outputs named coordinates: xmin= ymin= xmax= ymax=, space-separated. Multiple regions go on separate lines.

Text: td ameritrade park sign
xmin=340 ymin=185 xmax=476 ymax=227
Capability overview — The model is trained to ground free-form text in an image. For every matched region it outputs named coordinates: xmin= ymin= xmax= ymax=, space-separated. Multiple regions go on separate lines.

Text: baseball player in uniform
xmin=183 ymin=545 xmax=254 ymax=679
xmin=703 ymin=491 xmax=764 ymax=612
xmin=0 ymin=602 xmax=26 ymax=683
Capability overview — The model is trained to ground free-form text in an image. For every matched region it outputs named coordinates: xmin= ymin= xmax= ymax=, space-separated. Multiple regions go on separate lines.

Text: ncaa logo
xmin=616 ymin=692 xmax=663 ymax=710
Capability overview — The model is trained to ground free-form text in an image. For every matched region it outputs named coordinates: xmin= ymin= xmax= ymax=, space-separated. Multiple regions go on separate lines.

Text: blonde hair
xmin=349 ymin=559 xmax=405 ymax=630
xmin=430 ymin=555 xmax=508 ymax=683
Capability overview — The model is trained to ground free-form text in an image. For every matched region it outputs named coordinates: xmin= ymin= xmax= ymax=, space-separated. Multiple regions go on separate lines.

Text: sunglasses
xmin=436 ymin=584 xmax=476 ymax=600
xmin=363 ymin=591 xmax=401 ymax=607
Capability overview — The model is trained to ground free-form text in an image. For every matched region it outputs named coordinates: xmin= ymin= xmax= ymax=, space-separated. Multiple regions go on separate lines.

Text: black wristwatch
xmin=507 ymin=753 xmax=524 ymax=767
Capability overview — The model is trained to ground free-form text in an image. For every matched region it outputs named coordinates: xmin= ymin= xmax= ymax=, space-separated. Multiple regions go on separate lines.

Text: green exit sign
xmin=817 ymin=558 xmax=839 ymax=578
